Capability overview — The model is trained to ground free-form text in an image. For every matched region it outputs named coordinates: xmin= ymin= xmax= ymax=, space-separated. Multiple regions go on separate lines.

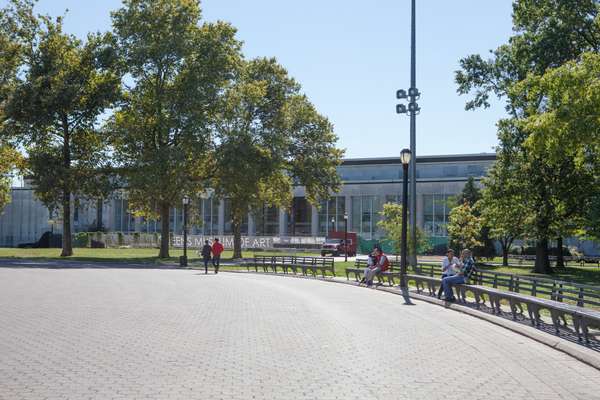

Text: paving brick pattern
xmin=1 ymin=268 xmax=599 ymax=400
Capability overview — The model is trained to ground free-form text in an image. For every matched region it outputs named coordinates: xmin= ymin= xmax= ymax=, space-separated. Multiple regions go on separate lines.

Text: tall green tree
xmin=377 ymin=202 xmax=431 ymax=256
xmin=2 ymin=10 xmax=121 ymax=256
xmin=455 ymin=0 xmax=600 ymax=273
xmin=478 ymin=159 xmax=526 ymax=266
xmin=447 ymin=203 xmax=483 ymax=255
xmin=212 ymin=58 xmax=343 ymax=258
xmin=0 ymin=0 xmax=35 ymax=213
xmin=110 ymin=0 xmax=241 ymax=258
xmin=0 ymin=145 xmax=21 ymax=212
xmin=456 ymin=176 xmax=481 ymax=206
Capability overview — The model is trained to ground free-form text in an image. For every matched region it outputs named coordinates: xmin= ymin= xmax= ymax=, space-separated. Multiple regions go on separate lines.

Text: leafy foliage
xmin=212 ymin=58 xmax=342 ymax=258
xmin=377 ymin=202 xmax=431 ymax=256
xmin=2 ymin=7 xmax=121 ymax=256
xmin=448 ymin=203 xmax=483 ymax=254
xmin=110 ymin=0 xmax=242 ymax=258
xmin=455 ymin=0 xmax=600 ymax=272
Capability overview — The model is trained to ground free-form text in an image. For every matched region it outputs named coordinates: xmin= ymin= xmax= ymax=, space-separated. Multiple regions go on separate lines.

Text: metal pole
xmin=401 ymin=163 xmax=409 ymax=288
xmin=344 ymin=218 xmax=348 ymax=262
xmin=409 ymin=0 xmax=417 ymax=266
xmin=180 ymin=202 xmax=188 ymax=267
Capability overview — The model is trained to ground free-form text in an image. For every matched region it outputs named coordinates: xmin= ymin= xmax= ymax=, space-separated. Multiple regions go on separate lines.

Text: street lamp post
xmin=330 ymin=217 xmax=335 ymax=236
xmin=180 ymin=195 xmax=190 ymax=268
xmin=343 ymin=213 xmax=348 ymax=262
xmin=400 ymin=149 xmax=411 ymax=289
xmin=396 ymin=0 xmax=419 ymax=266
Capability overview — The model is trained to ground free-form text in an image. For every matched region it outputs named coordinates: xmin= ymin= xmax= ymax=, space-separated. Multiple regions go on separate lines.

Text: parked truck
xmin=320 ymin=231 xmax=357 ymax=257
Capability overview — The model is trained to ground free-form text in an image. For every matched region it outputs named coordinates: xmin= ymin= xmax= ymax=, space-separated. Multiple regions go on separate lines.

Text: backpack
xmin=380 ymin=255 xmax=390 ymax=272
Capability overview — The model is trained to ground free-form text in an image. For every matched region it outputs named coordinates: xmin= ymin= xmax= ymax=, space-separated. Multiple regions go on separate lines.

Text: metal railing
xmin=410 ymin=262 xmax=600 ymax=309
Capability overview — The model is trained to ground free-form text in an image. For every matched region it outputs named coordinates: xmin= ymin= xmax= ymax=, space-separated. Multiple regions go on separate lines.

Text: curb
xmin=217 ymin=269 xmax=600 ymax=371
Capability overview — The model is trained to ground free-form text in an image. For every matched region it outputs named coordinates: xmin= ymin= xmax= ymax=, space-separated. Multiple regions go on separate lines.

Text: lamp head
xmin=343 ymin=213 xmax=348 ymax=221
xmin=182 ymin=195 xmax=190 ymax=205
xmin=400 ymin=148 xmax=412 ymax=165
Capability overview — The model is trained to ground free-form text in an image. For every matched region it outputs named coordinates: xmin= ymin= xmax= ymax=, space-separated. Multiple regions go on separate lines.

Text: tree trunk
xmin=96 ymin=198 xmax=103 ymax=231
xmin=61 ymin=190 xmax=73 ymax=256
xmin=159 ymin=202 xmax=170 ymax=258
xmin=556 ymin=236 xmax=564 ymax=268
xmin=232 ymin=219 xmax=242 ymax=259
xmin=534 ymin=238 xmax=551 ymax=274
xmin=60 ymin=117 xmax=73 ymax=257
xmin=502 ymin=244 xmax=509 ymax=267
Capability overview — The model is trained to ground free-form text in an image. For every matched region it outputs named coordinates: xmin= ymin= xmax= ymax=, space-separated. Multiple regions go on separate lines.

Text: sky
xmin=4 ymin=0 xmax=515 ymax=158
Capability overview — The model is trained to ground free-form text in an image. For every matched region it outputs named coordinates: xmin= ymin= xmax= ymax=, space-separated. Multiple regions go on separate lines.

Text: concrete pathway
xmin=1 ymin=268 xmax=599 ymax=400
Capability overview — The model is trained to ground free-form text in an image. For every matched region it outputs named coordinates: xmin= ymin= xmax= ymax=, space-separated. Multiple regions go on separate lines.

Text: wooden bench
xmin=406 ymin=264 xmax=600 ymax=343
xmin=345 ymin=259 xmax=402 ymax=286
xmin=248 ymin=255 xmax=335 ymax=277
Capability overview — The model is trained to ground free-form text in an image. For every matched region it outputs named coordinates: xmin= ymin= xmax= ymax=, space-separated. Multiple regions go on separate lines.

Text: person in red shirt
xmin=211 ymin=238 xmax=224 ymax=274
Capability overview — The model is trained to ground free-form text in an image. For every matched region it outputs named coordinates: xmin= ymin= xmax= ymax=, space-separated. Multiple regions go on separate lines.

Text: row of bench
xmin=344 ymin=259 xmax=600 ymax=343
xmin=244 ymin=255 xmax=335 ymax=277
xmin=509 ymin=255 xmax=600 ymax=267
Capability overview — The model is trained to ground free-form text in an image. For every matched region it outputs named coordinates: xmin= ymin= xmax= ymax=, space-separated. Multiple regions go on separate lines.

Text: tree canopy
xmin=2 ymin=5 xmax=121 ymax=256
xmin=455 ymin=0 xmax=600 ymax=272
xmin=110 ymin=0 xmax=242 ymax=258
xmin=212 ymin=58 xmax=343 ymax=258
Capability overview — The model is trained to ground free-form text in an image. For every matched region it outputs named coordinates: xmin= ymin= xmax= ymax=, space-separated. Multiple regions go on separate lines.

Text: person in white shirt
xmin=438 ymin=249 xmax=461 ymax=299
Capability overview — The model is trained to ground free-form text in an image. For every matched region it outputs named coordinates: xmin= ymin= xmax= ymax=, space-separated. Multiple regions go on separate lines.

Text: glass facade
xmin=351 ymin=195 xmax=385 ymax=239
xmin=224 ymin=199 xmax=248 ymax=235
xmin=254 ymin=205 xmax=279 ymax=236
xmin=200 ymin=197 xmax=219 ymax=235
xmin=423 ymin=194 xmax=452 ymax=238
xmin=114 ymin=199 xmax=136 ymax=232
xmin=338 ymin=162 xmax=489 ymax=181
xmin=317 ymin=197 xmax=346 ymax=235
xmin=288 ymin=197 xmax=312 ymax=236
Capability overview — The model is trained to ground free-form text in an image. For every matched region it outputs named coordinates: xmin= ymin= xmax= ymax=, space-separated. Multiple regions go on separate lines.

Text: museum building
xmin=0 ymin=153 xmax=496 ymax=247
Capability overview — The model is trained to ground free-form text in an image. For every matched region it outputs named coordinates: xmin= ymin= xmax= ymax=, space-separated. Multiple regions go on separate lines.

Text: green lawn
xmin=0 ymin=247 xmax=320 ymax=264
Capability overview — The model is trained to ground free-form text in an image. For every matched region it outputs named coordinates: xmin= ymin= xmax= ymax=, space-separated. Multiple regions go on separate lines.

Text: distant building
xmin=1 ymin=153 xmax=495 ymax=247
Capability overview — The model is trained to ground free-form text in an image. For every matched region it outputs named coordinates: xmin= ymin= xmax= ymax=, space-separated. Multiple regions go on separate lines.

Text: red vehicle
xmin=321 ymin=231 xmax=357 ymax=257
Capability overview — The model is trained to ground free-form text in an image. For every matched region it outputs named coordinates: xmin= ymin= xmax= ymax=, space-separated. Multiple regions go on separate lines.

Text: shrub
xmin=73 ymin=232 xmax=90 ymax=248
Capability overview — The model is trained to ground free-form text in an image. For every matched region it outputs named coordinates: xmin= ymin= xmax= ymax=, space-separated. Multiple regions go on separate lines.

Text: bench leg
xmin=550 ymin=309 xmax=561 ymax=334
xmin=509 ymin=299 xmax=518 ymax=320
xmin=473 ymin=291 xmax=482 ymax=309
xmin=581 ymin=320 xmax=590 ymax=344
xmin=572 ymin=316 xmax=582 ymax=342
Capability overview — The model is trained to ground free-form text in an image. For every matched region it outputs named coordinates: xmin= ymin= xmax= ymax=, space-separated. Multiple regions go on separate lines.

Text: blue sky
xmin=7 ymin=0 xmax=514 ymax=158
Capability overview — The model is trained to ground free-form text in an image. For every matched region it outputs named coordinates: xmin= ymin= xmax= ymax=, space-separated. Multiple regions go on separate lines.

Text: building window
xmin=288 ymin=197 xmax=312 ymax=236
xmin=317 ymin=197 xmax=346 ymax=236
xmin=351 ymin=195 xmax=385 ymax=239
xmin=224 ymin=199 xmax=248 ymax=235
xmin=254 ymin=205 xmax=279 ymax=236
xmin=200 ymin=197 xmax=219 ymax=236
xmin=423 ymin=194 xmax=450 ymax=237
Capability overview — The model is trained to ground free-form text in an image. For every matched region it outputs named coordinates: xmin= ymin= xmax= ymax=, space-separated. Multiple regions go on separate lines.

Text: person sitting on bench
xmin=363 ymin=247 xmax=390 ymax=286
xmin=438 ymin=248 xmax=461 ymax=299
xmin=441 ymin=249 xmax=475 ymax=302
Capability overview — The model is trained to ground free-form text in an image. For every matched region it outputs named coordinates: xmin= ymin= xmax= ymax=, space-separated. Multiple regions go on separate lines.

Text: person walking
xmin=211 ymin=238 xmax=224 ymax=274
xmin=200 ymin=240 xmax=212 ymax=274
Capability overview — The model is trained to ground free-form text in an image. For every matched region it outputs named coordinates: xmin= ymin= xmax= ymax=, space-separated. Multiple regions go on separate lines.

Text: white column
xmin=218 ymin=200 xmax=225 ymax=236
xmin=248 ymin=213 xmax=255 ymax=236
xmin=278 ymin=208 xmax=287 ymax=237
xmin=311 ymin=205 xmax=319 ymax=236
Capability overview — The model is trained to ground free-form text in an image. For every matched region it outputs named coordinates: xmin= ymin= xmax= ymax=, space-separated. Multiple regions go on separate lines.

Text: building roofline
xmin=341 ymin=153 xmax=496 ymax=166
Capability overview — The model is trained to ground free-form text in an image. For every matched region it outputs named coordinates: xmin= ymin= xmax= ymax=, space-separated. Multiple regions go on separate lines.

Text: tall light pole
xmin=330 ymin=217 xmax=335 ymax=235
xmin=180 ymin=195 xmax=190 ymax=267
xmin=400 ymin=149 xmax=411 ymax=289
xmin=396 ymin=0 xmax=420 ymax=266
xmin=343 ymin=213 xmax=348 ymax=262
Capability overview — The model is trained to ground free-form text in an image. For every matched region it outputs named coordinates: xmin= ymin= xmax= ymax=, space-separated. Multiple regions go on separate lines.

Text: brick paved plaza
xmin=1 ymin=268 xmax=599 ymax=400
